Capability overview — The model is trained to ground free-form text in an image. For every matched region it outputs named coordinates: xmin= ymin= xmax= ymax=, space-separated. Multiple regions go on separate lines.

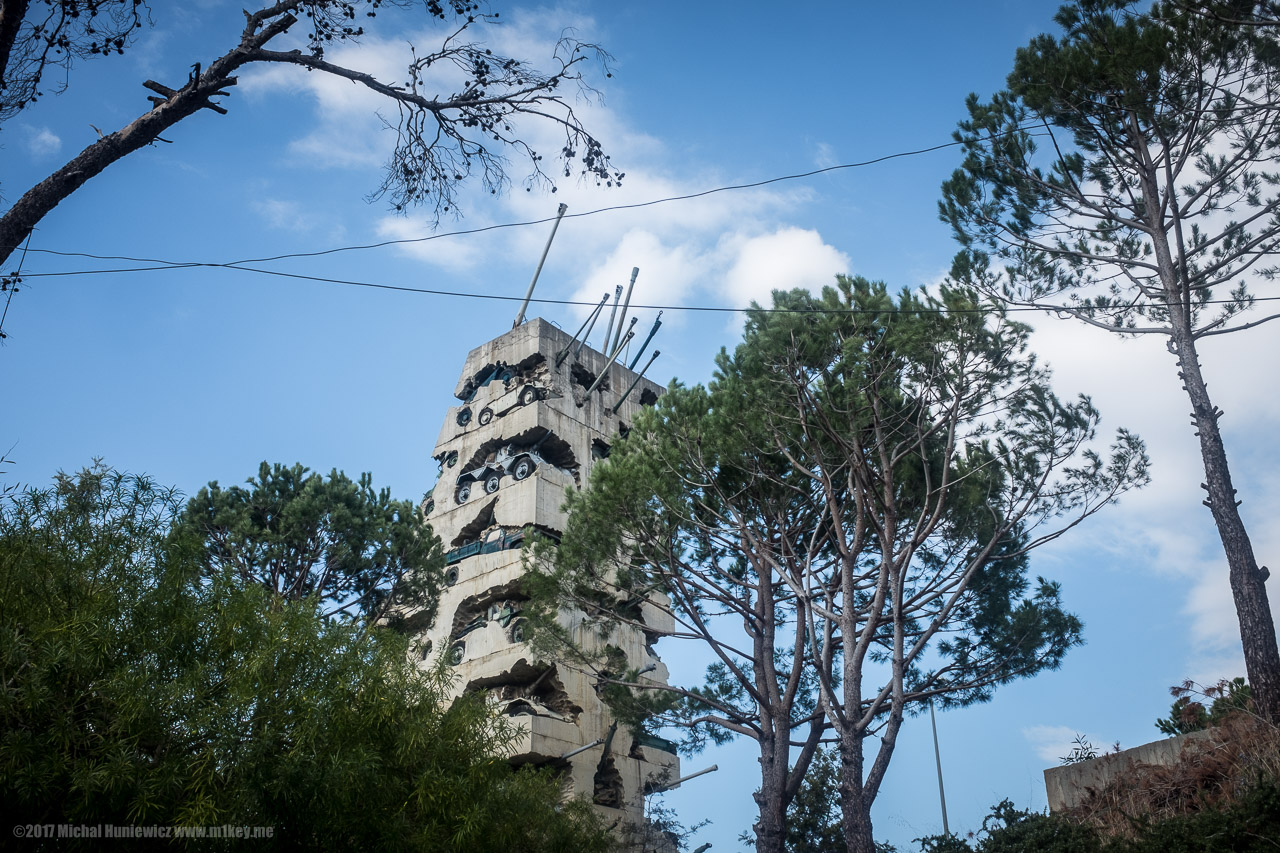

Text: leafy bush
xmin=917 ymin=800 xmax=1098 ymax=853
xmin=1059 ymin=734 xmax=1099 ymax=765
xmin=1155 ymin=678 xmax=1253 ymax=736
xmin=0 ymin=466 xmax=609 ymax=852
xmin=915 ymin=781 xmax=1280 ymax=852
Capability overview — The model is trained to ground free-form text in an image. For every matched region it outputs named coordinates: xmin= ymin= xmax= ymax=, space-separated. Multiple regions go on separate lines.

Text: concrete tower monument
xmin=405 ymin=317 xmax=679 ymax=830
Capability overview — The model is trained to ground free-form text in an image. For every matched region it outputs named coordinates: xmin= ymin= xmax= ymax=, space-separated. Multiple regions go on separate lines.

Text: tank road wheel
xmin=457 ymin=407 xmax=472 ymax=427
xmin=512 ymin=456 xmax=535 ymax=481
xmin=518 ymin=385 xmax=538 ymax=406
xmin=456 ymin=483 xmax=471 ymax=504
xmin=484 ymin=472 xmax=502 ymax=494
xmin=478 ymin=407 xmax=494 ymax=426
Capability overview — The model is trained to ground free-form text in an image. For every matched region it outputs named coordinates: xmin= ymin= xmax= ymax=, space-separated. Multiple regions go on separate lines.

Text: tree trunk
xmin=0 ymin=0 xmax=31 ymax=90
xmin=837 ymin=734 xmax=877 ymax=853
xmin=1141 ymin=141 xmax=1280 ymax=722
xmin=753 ymin=738 xmax=789 ymax=853
xmin=1170 ymin=320 xmax=1280 ymax=720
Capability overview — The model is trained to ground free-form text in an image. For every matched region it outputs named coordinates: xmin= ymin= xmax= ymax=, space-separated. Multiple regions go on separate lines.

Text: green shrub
xmin=0 ymin=466 xmax=609 ymax=852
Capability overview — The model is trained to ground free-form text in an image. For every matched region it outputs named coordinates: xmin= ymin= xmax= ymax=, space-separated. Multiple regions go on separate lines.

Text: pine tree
xmin=941 ymin=0 xmax=1280 ymax=720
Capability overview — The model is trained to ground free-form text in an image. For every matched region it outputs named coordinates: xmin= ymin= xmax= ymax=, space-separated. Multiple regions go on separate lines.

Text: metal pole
xmin=576 ymin=296 xmax=607 ymax=358
xmin=930 ymin=698 xmax=950 ymax=836
xmin=559 ymin=738 xmax=604 ymax=760
xmin=649 ymin=764 xmax=718 ymax=793
xmin=612 ymin=350 xmax=659 ymax=414
xmin=608 ymin=321 xmax=634 ymax=361
xmin=617 ymin=315 xmax=638 ymax=361
xmin=557 ymin=293 xmax=608 ymax=367
xmin=512 ymin=203 xmax=568 ymax=328
xmin=601 ymin=283 xmax=622 ymax=356
xmin=579 ymin=330 xmax=634 ymax=404
xmin=628 ymin=311 xmax=663 ymax=370
xmin=612 ymin=266 xmax=639 ymax=353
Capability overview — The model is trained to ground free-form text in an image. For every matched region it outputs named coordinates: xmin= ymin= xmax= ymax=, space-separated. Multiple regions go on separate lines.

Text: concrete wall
xmin=406 ymin=318 xmax=679 ymax=829
xmin=1043 ymin=730 xmax=1217 ymax=811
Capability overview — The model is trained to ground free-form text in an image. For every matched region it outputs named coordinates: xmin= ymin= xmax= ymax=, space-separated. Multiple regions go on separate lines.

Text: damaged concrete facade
xmin=408 ymin=318 xmax=678 ymax=828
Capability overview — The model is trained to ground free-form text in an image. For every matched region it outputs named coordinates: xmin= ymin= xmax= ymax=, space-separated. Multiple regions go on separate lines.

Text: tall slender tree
xmin=940 ymin=0 xmax=1280 ymax=719
xmin=529 ymin=367 xmax=829 ymax=853
xmin=534 ymin=278 xmax=1148 ymax=853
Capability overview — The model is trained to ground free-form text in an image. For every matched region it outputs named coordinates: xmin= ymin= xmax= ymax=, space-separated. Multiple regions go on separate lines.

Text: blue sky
xmin=4 ymin=1 xmax=1279 ymax=850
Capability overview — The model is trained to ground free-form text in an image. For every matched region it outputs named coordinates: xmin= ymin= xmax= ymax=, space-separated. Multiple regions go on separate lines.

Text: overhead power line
xmin=15 ymin=122 xmax=1274 ymax=320
xmin=23 ymin=127 xmax=1052 ymax=271
xmin=18 ymin=260 xmax=1280 ymax=316
xmin=0 ymin=232 xmax=34 ymax=340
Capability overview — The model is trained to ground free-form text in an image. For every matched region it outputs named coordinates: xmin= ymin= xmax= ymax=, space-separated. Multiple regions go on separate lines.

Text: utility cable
xmin=14 ymin=123 xmax=1271 ymax=320
xmin=20 ymin=125 xmax=1053 ymax=270
xmin=17 ymin=260 xmax=1280 ymax=316
xmin=0 ymin=231 xmax=33 ymax=340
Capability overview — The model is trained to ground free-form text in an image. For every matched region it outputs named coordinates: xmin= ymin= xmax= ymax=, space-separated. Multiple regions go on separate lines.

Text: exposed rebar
xmin=931 ymin=698 xmax=950 ymax=836
xmin=576 ymin=295 xmax=608 ymax=358
xmin=559 ymin=738 xmax=604 ymax=760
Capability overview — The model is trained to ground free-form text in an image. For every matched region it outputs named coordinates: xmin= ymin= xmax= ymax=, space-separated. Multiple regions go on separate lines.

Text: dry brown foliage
xmin=1061 ymin=711 xmax=1280 ymax=839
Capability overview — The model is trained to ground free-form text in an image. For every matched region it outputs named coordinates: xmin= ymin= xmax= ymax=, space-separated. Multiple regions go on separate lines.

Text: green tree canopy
xmin=177 ymin=461 xmax=442 ymax=624
xmin=0 ymin=465 xmax=609 ymax=852
xmin=784 ymin=747 xmax=845 ymax=853
xmin=534 ymin=278 xmax=1148 ymax=853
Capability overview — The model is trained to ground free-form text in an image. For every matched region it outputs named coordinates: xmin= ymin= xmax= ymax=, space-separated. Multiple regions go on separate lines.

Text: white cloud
xmin=250 ymin=197 xmax=349 ymax=246
xmin=814 ymin=141 xmax=838 ymax=169
xmin=1186 ymin=564 xmax=1241 ymax=650
xmin=125 ymin=27 xmax=172 ymax=77
xmin=1182 ymin=564 xmax=1249 ymax=684
xmin=1186 ymin=648 xmax=1248 ymax=687
xmin=243 ymin=36 xmax=416 ymax=169
xmin=237 ymin=5 xmax=846 ymax=305
xmin=718 ymin=227 xmax=850 ymax=309
xmin=240 ymin=9 xmax=601 ymax=173
xmin=560 ymin=225 xmax=849 ymax=344
xmin=1023 ymin=725 xmax=1111 ymax=763
xmin=1021 ymin=309 xmax=1280 ymax=681
xmin=569 ymin=230 xmax=713 ymax=328
xmin=252 ymin=198 xmax=314 ymax=232
xmin=24 ymin=126 xmax=62 ymax=158
xmin=374 ymin=214 xmax=486 ymax=272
